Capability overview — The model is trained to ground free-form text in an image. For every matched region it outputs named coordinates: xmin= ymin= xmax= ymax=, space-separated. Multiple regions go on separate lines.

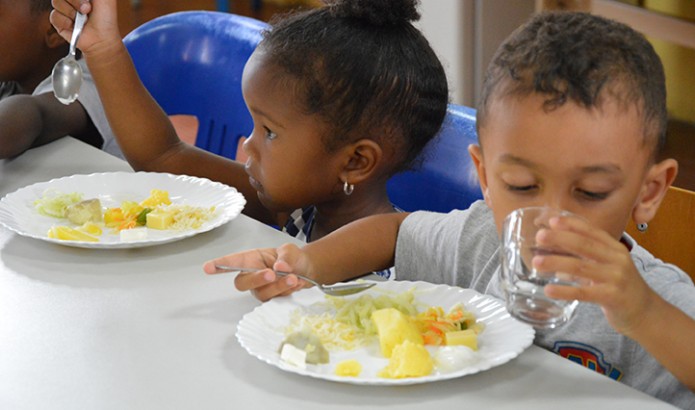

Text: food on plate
xmin=48 ymin=225 xmax=99 ymax=242
xmin=283 ymin=289 xmax=484 ymax=379
xmin=371 ymin=308 xmax=423 ymax=358
xmin=279 ymin=343 xmax=307 ymax=369
xmin=145 ymin=209 xmax=174 ymax=230
xmin=378 ymin=340 xmax=433 ymax=378
xmin=433 ymin=346 xmax=478 ymax=373
xmin=35 ymin=188 xmax=217 ymax=243
xmin=139 ymin=189 xmax=171 ymax=208
xmin=64 ymin=198 xmax=103 ymax=224
xmin=334 ymin=359 xmax=362 ymax=377
xmin=120 ymin=227 xmax=148 ymax=242
xmin=444 ymin=329 xmax=478 ymax=350
xmin=33 ymin=190 xmax=83 ymax=218
xmin=279 ymin=330 xmax=330 ymax=365
xmin=416 ymin=305 xmax=484 ymax=347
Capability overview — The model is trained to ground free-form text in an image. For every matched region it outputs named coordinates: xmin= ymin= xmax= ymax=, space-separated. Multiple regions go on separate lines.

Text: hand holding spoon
xmin=52 ymin=11 xmax=87 ymax=105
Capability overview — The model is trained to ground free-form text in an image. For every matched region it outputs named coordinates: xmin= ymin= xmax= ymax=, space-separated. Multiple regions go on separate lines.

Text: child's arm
xmin=204 ymin=212 xmax=409 ymax=301
xmin=537 ymin=216 xmax=695 ymax=391
xmin=49 ymin=0 xmax=274 ymax=225
xmin=0 ymin=93 xmax=104 ymax=158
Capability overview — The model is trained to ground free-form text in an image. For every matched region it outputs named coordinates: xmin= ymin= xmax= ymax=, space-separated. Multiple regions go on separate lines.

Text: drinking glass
xmin=500 ymin=207 xmax=583 ymax=328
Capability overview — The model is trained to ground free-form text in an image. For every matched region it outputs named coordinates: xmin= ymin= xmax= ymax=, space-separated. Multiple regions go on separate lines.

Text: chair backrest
xmin=386 ymin=104 xmax=483 ymax=213
xmin=626 ymin=186 xmax=695 ymax=281
xmin=123 ymin=11 xmax=268 ymax=160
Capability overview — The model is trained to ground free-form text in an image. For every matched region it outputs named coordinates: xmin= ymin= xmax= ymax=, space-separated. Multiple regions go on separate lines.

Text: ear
xmin=468 ymin=144 xmax=492 ymax=208
xmin=338 ymin=139 xmax=383 ymax=186
xmin=631 ymin=158 xmax=678 ymax=224
xmin=42 ymin=15 xmax=67 ymax=49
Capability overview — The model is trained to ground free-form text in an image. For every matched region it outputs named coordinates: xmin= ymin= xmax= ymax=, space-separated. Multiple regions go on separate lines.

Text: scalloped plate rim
xmin=0 ymin=171 xmax=246 ymax=249
xmin=236 ymin=280 xmax=535 ymax=385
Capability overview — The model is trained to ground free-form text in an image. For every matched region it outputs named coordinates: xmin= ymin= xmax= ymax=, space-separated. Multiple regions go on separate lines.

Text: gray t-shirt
xmin=2 ymin=58 xmax=123 ymax=159
xmin=395 ymin=200 xmax=695 ymax=409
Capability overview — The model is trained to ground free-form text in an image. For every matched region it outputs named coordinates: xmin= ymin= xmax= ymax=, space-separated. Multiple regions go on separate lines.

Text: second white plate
xmin=236 ymin=280 xmax=534 ymax=385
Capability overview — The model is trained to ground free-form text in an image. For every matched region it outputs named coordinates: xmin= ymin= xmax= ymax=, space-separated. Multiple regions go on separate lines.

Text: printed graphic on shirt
xmin=553 ymin=341 xmax=623 ymax=381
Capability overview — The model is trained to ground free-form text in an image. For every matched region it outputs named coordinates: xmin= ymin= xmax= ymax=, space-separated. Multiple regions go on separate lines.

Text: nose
xmin=543 ymin=193 xmax=574 ymax=213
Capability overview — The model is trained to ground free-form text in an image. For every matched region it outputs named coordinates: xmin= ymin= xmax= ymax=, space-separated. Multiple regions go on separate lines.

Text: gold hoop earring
xmin=343 ymin=181 xmax=354 ymax=196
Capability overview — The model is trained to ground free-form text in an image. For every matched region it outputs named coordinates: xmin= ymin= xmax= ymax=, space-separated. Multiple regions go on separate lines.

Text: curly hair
xmin=257 ymin=0 xmax=449 ymax=174
xmin=478 ymin=12 xmax=667 ymax=157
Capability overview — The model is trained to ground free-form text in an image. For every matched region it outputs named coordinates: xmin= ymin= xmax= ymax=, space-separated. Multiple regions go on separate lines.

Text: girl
xmin=49 ymin=0 xmax=448 ymax=247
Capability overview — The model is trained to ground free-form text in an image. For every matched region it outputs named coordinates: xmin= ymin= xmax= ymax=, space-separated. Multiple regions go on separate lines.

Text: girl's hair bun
xmin=327 ymin=0 xmax=420 ymax=26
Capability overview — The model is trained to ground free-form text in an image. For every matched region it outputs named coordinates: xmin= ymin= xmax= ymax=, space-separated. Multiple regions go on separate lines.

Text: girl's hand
xmin=203 ymin=244 xmax=313 ymax=302
xmin=532 ymin=215 xmax=657 ymax=337
xmin=50 ymin=0 xmax=121 ymax=54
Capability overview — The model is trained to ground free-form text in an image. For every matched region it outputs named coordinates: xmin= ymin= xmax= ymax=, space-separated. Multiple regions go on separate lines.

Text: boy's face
xmin=473 ymin=94 xmax=655 ymax=240
xmin=0 ymin=1 xmax=50 ymax=83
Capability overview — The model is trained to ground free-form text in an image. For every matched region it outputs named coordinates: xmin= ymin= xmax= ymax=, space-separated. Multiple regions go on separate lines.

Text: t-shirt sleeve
xmin=394 ymin=200 xmax=500 ymax=287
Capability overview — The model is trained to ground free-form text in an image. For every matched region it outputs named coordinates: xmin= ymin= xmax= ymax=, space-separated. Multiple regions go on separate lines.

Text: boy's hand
xmin=203 ymin=244 xmax=313 ymax=302
xmin=532 ymin=215 xmax=657 ymax=337
xmin=50 ymin=0 xmax=121 ymax=54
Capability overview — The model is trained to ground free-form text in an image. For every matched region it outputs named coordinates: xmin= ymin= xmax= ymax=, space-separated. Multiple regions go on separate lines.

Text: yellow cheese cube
xmin=444 ymin=329 xmax=478 ymax=350
xmin=335 ymin=360 xmax=362 ymax=377
xmin=378 ymin=340 xmax=433 ymax=378
xmin=371 ymin=308 xmax=423 ymax=358
xmin=146 ymin=210 xmax=174 ymax=230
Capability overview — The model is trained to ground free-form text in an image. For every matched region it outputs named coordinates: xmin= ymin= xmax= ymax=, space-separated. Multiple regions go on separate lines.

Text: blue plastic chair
xmin=386 ymin=104 xmax=483 ymax=213
xmin=123 ymin=11 xmax=268 ymax=160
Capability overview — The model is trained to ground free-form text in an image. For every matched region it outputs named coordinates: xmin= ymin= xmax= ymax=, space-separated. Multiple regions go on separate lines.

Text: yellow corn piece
xmin=48 ymin=226 xmax=99 ymax=242
xmin=140 ymin=189 xmax=171 ymax=208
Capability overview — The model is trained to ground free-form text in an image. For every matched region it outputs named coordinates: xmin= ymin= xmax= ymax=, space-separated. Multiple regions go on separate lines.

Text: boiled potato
xmin=371 ymin=308 xmax=423 ymax=358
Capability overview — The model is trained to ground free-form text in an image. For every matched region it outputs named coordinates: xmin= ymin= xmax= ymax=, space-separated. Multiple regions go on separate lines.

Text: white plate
xmin=0 ymin=172 xmax=246 ymax=249
xmin=236 ymin=280 xmax=534 ymax=385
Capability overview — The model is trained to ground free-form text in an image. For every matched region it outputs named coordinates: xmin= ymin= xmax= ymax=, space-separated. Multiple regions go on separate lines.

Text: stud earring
xmin=637 ymin=222 xmax=648 ymax=232
xmin=343 ymin=180 xmax=354 ymax=196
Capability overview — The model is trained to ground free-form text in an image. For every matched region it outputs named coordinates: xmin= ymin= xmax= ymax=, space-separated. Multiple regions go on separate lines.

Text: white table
xmin=0 ymin=138 xmax=676 ymax=409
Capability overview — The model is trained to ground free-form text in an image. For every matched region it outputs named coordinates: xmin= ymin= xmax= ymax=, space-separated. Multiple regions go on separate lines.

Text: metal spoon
xmin=52 ymin=11 xmax=87 ymax=105
xmin=214 ymin=264 xmax=376 ymax=297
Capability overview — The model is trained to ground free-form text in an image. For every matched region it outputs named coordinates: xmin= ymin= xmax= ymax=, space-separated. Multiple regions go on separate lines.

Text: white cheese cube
xmin=120 ymin=227 xmax=148 ymax=242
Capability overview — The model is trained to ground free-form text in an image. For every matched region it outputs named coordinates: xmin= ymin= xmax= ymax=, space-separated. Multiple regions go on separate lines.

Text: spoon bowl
xmin=52 ymin=12 xmax=87 ymax=105
xmin=214 ymin=264 xmax=377 ymax=297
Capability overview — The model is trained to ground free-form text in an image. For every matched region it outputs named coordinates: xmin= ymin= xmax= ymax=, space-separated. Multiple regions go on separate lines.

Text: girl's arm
xmin=50 ymin=0 xmax=274 ymax=224
xmin=205 ymin=212 xmax=409 ymax=301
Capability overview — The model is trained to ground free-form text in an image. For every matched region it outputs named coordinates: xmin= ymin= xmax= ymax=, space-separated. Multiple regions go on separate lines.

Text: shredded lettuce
xmin=328 ymin=289 xmax=420 ymax=336
xmin=33 ymin=190 xmax=83 ymax=218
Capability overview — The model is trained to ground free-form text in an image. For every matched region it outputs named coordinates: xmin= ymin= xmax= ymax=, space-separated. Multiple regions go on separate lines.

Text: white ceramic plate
xmin=236 ymin=280 xmax=534 ymax=385
xmin=0 ymin=172 xmax=246 ymax=249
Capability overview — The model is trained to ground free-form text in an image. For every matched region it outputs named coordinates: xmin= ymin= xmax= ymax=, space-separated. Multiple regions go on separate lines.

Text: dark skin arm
xmin=50 ymin=0 xmax=274 ymax=225
xmin=0 ymin=92 xmax=103 ymax=159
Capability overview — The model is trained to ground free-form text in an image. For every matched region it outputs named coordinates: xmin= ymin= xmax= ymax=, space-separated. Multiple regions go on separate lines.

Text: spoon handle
xmin=213 ymin=264 xmax=320 ymax=287
xmin=70 ymin=12 xmax=88 ymax=56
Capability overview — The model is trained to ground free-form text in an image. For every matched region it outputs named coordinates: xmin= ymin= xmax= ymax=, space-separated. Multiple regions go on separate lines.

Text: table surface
xmin=0 ymin=138 xmax=676 ymax=409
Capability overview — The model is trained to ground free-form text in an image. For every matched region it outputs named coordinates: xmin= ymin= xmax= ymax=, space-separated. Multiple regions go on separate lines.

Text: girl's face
xmin=473 ymin=93 xmax=661 ymax=240
xmin=240 ymin=50 xmax=346 ymax=212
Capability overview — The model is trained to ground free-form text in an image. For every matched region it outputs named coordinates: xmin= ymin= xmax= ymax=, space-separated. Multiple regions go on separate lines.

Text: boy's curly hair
xmin=478 ymin=12 xmax=667 ymax=157
xmin=258 ymin=0 xmax=449 ymax=174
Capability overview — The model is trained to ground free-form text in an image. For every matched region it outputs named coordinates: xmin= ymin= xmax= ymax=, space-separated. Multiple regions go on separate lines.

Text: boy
xmin=0 ymin=0 xmax=121 ymax=159
xmin=207 ymin=12 xmax=695 ymax=408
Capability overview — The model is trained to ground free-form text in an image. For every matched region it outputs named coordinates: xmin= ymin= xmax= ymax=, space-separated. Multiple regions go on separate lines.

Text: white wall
xmin=417 ymin=0 xmax=536 ymax=107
